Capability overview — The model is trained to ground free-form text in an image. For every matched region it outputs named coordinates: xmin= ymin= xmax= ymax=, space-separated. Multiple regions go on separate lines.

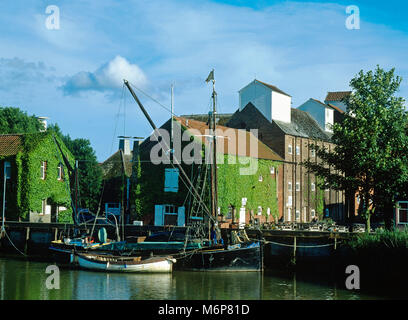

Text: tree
xmin=48 ymin=124 xmax=103 ymax=213
xmin=304 ymin=66 xmax=408 ymax=231
xmin=0 ymin=107 xmax=44 ymax=133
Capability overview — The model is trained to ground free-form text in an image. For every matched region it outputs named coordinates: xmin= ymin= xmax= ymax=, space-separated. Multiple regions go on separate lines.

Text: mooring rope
xmin=2 ymin=230 xmax=27 ymax=257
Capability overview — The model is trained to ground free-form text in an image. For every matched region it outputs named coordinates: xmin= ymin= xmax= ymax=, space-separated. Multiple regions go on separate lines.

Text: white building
xmin=324 ymin=91 xmax=351 ymax=112
xmin=297 ymin=98 xmax=344 ymax=133
xmin=239 ymin=79 xmax=292 ymax=123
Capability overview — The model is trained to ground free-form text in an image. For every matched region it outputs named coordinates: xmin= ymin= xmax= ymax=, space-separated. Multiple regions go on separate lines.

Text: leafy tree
xmin=48 ymin=124 xmax=103 ymax=213
xmin=0 ymin=107 xmax=44 ymax=133
xmin=304 ymin=66 xmax=408 ymax=231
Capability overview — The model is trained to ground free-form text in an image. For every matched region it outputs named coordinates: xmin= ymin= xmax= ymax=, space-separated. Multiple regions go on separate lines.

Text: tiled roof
xmin=175 ymin=117 xmax=284 ymax=161
xmin=228 ymin=102 xmax=331 ymax=142
xmin=0 ymin=134 xmax=24 ymax=156
xmin=325 ymin=91 xmax=351 ymax=102
xmin=179 ymin=113 xmax=233 ymax=126
xmin=274 ymin=108 xmax=331 ymax=141
xmin=256 ymin=80 xmax=291 ymax=97
xmin=100 ymin=150 xmax=133 ymax=179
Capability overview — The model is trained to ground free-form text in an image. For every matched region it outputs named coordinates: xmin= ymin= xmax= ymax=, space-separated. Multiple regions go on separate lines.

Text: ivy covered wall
xmin=1 ymin=132 xmax=74 ymax=223
xmin=131 ymin=129 xmax=280 ymax=222
xmin=217 ymin=155 xmax=279 ymax=220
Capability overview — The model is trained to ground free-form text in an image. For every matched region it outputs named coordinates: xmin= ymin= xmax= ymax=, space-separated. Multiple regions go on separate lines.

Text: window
xmin=287 ymin=208 xmax=291 ymax=221
xmin=296 ymin=182 xmax=300 ymax=191
xmin=257 ymin=206 xmax=262 ymax=216
xmin=311 ymin=182 xmax=316 ymax=191
xmin=311 ymin=209 xmax=316 ymax=218
xmin=164 ymin=168 xmax=179 ymax=192
xmin=310 ymin=149 xmax=315 ymax=157
xmin=288 ymin=144 xmax=292 ymax=154
xmin=226 ymin=206 xmax=233 ymax=219
xmin=397 ymin=202 xmax=408 ymax=224
xmin=287 ymin=196 xmax=292 ymax=206
xmin=4 ymin=161 xmax=11 ymax=179
xmin=41 ymin=161 xmax=47 ymax=180
xmin=57 ymin=163 xmax=64 ymax=181
xmin=295 ymin=210 xmax=300 ymax=222
xmin=288 ymin=182 xmax=292 ymax=191
xmin=296 ymin=145 xmax=300 ymax=155
xmin=270 ymin=167 xmax=275 ymax=174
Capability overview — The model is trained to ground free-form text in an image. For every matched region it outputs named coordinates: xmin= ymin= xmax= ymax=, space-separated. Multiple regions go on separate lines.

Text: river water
xmin=0 ymin=256 xmax=383 ymax=300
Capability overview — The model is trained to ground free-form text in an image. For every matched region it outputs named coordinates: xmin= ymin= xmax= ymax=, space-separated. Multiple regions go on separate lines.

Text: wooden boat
xmin=175 ymin=242 xmax=262 ymax=272
xmin=76 ymin=252 xmax=176 ymax=273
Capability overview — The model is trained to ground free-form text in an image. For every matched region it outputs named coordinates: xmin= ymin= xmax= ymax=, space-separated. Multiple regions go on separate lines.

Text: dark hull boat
xmin=175 ymin=242 xmax=262 ymax=272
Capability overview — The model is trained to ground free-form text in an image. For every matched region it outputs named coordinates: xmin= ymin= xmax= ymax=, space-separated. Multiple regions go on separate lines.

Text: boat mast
xmin=210 ymin=72 xmax=218 ymax=221
xmin=123 ymin=79 xmax=214 ymax=223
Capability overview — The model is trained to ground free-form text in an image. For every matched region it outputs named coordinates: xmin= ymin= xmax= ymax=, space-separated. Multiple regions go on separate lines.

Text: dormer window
xmin=288 ymin=144 xmax=292 ymax=154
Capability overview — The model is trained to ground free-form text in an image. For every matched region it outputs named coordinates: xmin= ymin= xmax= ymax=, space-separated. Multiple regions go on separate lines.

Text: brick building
xmin=225 ymin=80 xmax=346 ymax=223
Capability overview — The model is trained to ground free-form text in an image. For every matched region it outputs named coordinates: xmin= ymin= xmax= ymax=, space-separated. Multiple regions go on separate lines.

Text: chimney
xmin=37 ymin=116 xmax=49 ymax=132
xmin=118 ymin=136 xmax=131 ymax=156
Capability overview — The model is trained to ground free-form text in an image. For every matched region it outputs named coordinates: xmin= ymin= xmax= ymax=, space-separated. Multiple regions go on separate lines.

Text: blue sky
xmin=0 ymin=0 xmax=407 ymax=161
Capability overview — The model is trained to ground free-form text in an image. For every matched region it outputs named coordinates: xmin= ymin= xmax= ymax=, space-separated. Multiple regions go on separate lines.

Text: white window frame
xmin=311 ymin=209 xmax=316 ymax=218
xmin=270 ymin=167 xmax=275 ymax=174
xmin=396 ymin=201 xmax=408 ymax=225
xmin=41 ymin=161 xmax=47 ymax=180
xmin=57 ymin=163 xmax=63 ymax=181
xmin=296 ymin=182 xmax=300 ymax=191
xmin=288 ymin=181 xmax=292 ymax=192
xmin=288 ymin=144 xmax=292 ymax=155
xmin=311 ymin=182 xmax=316 ymax=192
xmin=296 ymin=145 xmax=300 ymax=155
xmin=287 ymin=208 xmax=292 ymax=221
xmin=295 ymin=210 xmax=300 ymax=222
xmin=310 ymin=149 xmax=315 ymax=157
xmin=287 ymin=196 xmax=292 ymax=206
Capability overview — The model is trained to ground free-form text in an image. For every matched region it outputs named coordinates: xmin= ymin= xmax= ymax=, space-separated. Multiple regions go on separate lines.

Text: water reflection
xmin=0 ymin=257 xmax=380 ymax=300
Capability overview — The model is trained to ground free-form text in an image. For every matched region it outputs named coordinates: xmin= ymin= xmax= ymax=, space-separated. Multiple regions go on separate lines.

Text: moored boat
xmin=76 ymin=252 xmax=176 ymax=273
xmin=175 ymin=241 xmax=262 ymax=272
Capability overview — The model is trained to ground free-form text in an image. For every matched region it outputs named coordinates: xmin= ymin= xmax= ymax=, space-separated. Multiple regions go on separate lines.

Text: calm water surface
xmin=0 ymin=256 xmax=382 ymax=300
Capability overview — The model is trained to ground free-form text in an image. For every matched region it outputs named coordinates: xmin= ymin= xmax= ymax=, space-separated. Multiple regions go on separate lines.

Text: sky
xmin=0 ymin=0 xmax=407 ymax=161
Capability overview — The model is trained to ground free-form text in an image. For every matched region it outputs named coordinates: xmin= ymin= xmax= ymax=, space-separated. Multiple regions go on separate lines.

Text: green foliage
xmin=304 ymin=66 xmax=408 ymax=229
xmin=309 ymin=176 xmax=324 ymax=219
xmin=1 ymin=132 xmax=74 ymax=222
xmin=49 ymin=124 xmax=103 ymax=212
xmin=217 ymin=156 xmax=279 ymax=220
xmin=348 ymin=228 xmax=408 ymax=251
xmin=0 ymin=107 xmax=44 ymax=134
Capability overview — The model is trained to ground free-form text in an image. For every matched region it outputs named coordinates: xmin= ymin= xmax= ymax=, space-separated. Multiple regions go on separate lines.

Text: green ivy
xmin=217 ymin=155 xmax=279 ymax=220
xmin=1 ymin=132 xmax=74 ymax=222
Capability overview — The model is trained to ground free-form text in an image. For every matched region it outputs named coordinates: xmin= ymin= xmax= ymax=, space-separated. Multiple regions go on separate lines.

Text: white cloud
xmin=62 ymin=56 xmax=148 ymax=95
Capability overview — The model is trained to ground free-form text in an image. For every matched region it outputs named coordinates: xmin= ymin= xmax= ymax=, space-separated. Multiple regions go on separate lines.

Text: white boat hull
xmin=77 ymin=254 xmax=175 ymax=273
